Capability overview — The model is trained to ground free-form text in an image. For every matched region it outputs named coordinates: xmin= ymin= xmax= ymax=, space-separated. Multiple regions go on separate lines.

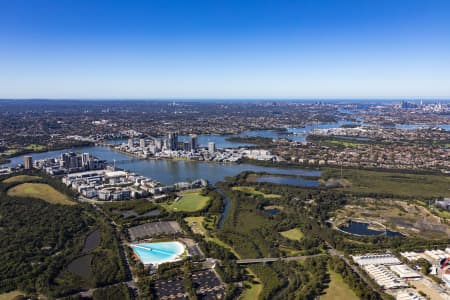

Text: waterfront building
xmin=190 ymin=134 xmax=198 ymax=151
xmin=183 ymin=142 xmax=191 ymax=152
xmin=154 ymin=138 xmax=163 ymax=151
xmin=168 ymin=132 xmax=178 ymax=150
xmin=81 ymin=153 xmax=90 ymax=167
xmin=24 ymin=156 xmax=33 ymax=170
xmin=208 ymin=142 xmax=216 ymax=154
xmin=140 ymin=138 xmax=146 ymax=148
xmin=128 ymin=138 xmax=133 ymax=148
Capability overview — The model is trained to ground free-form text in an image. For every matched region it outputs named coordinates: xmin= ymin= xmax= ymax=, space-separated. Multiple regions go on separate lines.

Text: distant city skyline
xmin=1 ymin=0 xmax=450 ymax=99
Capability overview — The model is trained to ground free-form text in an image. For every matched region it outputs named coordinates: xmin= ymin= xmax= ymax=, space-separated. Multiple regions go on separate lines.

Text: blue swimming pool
xmin=131 ymin=241 xmax=185 ymax=265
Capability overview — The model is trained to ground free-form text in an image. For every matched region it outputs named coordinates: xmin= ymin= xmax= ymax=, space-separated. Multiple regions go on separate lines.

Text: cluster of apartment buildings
xmin=62 ymin=168 xmax=207 ymax=201
xmin=115 ymin=133 xmax=277 ymax=162
xmin=30 ymin=152 xmax=107 ymax=175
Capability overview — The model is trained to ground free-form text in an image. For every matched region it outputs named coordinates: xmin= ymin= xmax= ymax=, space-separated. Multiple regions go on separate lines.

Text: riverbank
xmin=1 ymin=141 xmax=95 ymax=161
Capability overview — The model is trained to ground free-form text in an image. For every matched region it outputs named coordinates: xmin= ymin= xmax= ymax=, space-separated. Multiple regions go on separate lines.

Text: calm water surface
xmin=1 ymin=145 xmax=320 ymax=185
xmin=254 ymin=175 xmax=320 ymax=188
xmin=338 ymin=221 xmax=402 ymax=237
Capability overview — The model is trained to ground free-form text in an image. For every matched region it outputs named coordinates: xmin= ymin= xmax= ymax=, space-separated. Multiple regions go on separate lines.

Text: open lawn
xmin=239 ymin=268 xmax=262 ymax=300
xmin=0 ymin=290 xmax=25 ymax=300
xmin=184 ymin=216 xmax=207 ymax=235
xmin=322 ymin=269 xmax=359 ymax=300
xmin=240 ymin=279 xmax=262 ymax=300
xmin=3 ymin=175 xmax=42 ymax=183
xmin=232 ymin=186 xmax=281 ymax=198
xmin=324 ymin=168 xmax=450 ymax=198
xmin=24 ymin=144 xmax=46 ymax=151
xmin=163 ymin=191 xmax=209 ymax=212
xmin=279 ymin=228 xmax=304 ymax=241
xmin=279 ymin=245 xmax=303 ymax=256
xmin=7 ymin=183 xmax=75 ymax=205
xmin=184 ymin=215 xmax=241 ymax=258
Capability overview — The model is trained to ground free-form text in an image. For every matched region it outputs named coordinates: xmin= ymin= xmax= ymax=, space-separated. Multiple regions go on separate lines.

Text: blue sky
xmin=1 ymin=0 xmax=450 ymax=99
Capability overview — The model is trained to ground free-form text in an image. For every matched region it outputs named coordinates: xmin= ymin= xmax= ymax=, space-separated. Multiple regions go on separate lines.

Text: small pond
xmin=68 ymin=254 xmax=93 ymax=279
xmin=82 ymin=229 xmax=100 ymax=253
xmin=264 ymin=208 xmax=280 ymax=215
xmin=338 ymin=221 xmax=402 ymax=237
xmin=255 ymin=175 xmax=320 ymax=188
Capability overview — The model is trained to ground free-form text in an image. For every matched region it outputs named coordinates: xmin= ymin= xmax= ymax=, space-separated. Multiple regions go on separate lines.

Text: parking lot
xmin=152 ymin=269 xmax=225 ymax=299
xmin=152 ymin=277 xmax=188 ymax=300
xmin=192 ymin=270 xmax=225 ymax=299
xmin=128 ymin=221 xmax=182 ymax=241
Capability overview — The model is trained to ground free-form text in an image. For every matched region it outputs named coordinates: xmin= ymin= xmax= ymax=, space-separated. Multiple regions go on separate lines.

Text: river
xmin=1 ymin=145 xmax=320 ymax=185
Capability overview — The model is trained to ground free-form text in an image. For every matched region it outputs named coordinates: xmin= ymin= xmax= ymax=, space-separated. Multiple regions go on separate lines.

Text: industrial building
xmin=396 ymin=291 xmax=425 ymax=300
xmin=363 ymin=264 xmax=408 ymax=290
xmin=389 ymin=265 xmax=422 ymax=280
xmin=352 ymin=254 xmax=401 ymax=266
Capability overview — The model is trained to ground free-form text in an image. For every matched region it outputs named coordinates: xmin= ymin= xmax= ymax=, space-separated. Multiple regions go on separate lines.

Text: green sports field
xmin=163 ymin=191 xmax=210 ymax=212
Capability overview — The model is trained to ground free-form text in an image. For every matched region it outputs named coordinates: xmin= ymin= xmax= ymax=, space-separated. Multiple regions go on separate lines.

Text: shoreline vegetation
xmin=0 ymin=141 xmax=95 ymax=162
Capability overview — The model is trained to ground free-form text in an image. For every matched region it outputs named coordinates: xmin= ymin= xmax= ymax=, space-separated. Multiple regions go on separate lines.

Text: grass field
xmin=240 ymin=278 xmax=262 ymax=300
xmin=3 ymin=175 xmax=42 ymax=183
xmin=324 ymin=168 xmax=450 ymax=198
xmin=0 ymin=291 xmax=25 ymax=300
xmin=232 ymin=186 xmax=281 ymax=198
xmin=328 ymin=139 xmax=363 ymax=148
xmin=239 ymin=267 xmax=263 ymax=300
xmin=184 ymin=216 xmax=207 ymax=235
xmin=163 ymin=191 xmax=209 ymax=212
xmin=24 ymin=144 xmax=46 ymax=151
xmin=279 ymin=228 xmax=304 ymax=241
xmin=279 ymin=245 xmax=303 ymax=256
xmin=322 ymin=269 xmax=359 ymax=300
xmin=7 ymin=183 xmax=75 ymax=205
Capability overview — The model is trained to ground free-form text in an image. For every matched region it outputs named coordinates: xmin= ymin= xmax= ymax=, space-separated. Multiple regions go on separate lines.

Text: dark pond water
xmin=82 ymin=229 xmax=100 ymax=253
xmin=216 ymin=189 xmax=231 ymax=230
xmin=254 ymin=175 xmax=320 ymax=188
xmin=264 ymin=209 xmax=280 ymax=215
xmin=67 ymin=254 xmax=92 ymax=279
xmin=338 ymin=221 xmax=402 ymax=237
